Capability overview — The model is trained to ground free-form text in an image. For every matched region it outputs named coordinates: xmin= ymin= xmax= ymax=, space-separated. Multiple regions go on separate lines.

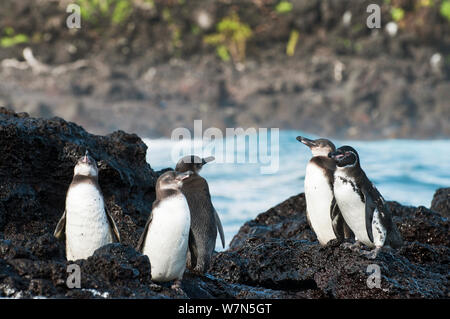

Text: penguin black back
xmin=175 ymin=155 xmax=225 ymax=273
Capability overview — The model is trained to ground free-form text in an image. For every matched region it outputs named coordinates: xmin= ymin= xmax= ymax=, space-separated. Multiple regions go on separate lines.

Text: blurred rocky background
xmin=0 ymin=0 xmax=449 ymax=139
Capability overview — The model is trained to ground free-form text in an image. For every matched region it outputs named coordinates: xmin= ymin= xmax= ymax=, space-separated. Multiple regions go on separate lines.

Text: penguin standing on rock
xmin=328 ymin=146 xmax=403 ymax=258
xmin=54 ymin=151 xmax=120 ymax=261
xmin=137 ymin=170 xmax=193 ymax=289
xmin=175 ymin=155 xmax=225 ymax=274
xmin=297 ymin=136 xmax=352 ymax=245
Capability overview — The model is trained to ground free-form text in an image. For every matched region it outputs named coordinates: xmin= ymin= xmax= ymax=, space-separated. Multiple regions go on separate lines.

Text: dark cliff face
xmin=0 ymin=109 xmax=448 ymax=298
xmin=1 ymin=1 xmax=449 ymax=140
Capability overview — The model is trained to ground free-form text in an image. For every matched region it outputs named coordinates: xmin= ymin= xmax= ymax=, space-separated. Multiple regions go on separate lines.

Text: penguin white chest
xmin=333 ymin=172 xmax=373 ymax=247
xmin=143 ymin=194 xmax=191 ymax=282
xmin=65 ymin=183 xmax=112 ymax=261
xmin=304 ymin=162 xmax=336 ymax=245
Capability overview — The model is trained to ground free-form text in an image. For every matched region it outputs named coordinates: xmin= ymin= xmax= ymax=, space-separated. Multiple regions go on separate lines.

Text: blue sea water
xmin=144 ymin=131 xmax=450 ymax=250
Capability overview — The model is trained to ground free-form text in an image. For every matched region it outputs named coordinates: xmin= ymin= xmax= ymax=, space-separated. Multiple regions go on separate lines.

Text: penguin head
xmin=156 ymin=170 xmax=193 ymax=193
xmin=296 ymin=136 xmax=336 ymax=157
xmin=328 ymin=146 xmax=360 ymax=168
xmin=175 ymin=155 xmax=215 ymax=175
xmin=74 ymin=150 xmax=98 ymax=177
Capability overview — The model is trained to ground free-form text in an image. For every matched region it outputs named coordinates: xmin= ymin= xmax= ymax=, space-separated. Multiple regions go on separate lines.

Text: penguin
xmin=296 ymin=136 xmax=353 ymax=245
xmin=175 ymin=155 xmax=225 ymax=274
xmin=328 ymin=146 xmax=403 ymax=258
xmin=136 ymin=170 xmax=193 ymax=287
xmin=54 ymin=151 xmax=120 ymax=261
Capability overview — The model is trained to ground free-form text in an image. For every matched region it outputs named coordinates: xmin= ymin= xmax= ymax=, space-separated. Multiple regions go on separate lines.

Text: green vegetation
xmin=275 ymin=1 xmax=293 ymax=14
xmin=76 ymin=0 xmax=133 ymax=25
xmin=162 ymin=7 xmax=182 ymax=52
xmin=419 ymin=0 xmax=434 ymax=7
xmin=1 ymin=27 xmax=29 ymax=48
xmin=1 ymin=0 xmax=447 ymax=61
xmin=204 ymin=13 xmax=252 ymax=63
xmin=286 ymin=30 xmax=299 ymax=56
xmin=391 ymin=7 xmax=405 ymax=21
xmin=441 ymin=0 xmax=450 ymax=21
xmin=387 ymin=0 xmax=450 ymax=25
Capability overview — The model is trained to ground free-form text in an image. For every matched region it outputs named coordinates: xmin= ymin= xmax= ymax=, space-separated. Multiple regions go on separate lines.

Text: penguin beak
xmin=175 ymin=171 xmax=193 ymax=182
xmin=82 ymin=150 xmax=90 ymax=164
xmin=328 ymin=150 xmax=344 ymax=160
xmin=296 ymin=136 xmax=316 ymax=148
xmin=202 ymin=156 xmax=215 ymax=165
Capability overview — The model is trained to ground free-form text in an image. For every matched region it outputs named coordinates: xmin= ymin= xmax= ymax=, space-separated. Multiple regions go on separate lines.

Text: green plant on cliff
xmin=162 ymin=7 xmax=182 ymax=52
xmin=76 ymin=0 xmax=133 ymax=26
xmin=275 ymin=1 xmax=293 ymax=14
xmin=0 ymin=27 xmax=29 ymax=48
xmin=391 ymin=6 xmax=405 ymax=21
xmin=204 ymin=13 xmax=252 ymax=63
xmin=286 ymin=30 xmax=299 ymax=56
xmin=387 ymin=0 xmax=450 ymax=30
xmin=441 ymin=0 xmax=450 ymax=21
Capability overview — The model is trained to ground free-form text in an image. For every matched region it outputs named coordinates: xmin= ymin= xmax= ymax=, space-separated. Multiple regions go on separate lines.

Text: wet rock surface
xmin=0 ymin=111 xmax=449 ymax=298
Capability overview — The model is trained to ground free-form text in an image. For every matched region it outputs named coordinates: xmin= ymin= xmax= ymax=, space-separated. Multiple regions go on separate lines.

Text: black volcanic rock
xmin=228 ymin=194 xmax=315 ymax=250
xmin=67 ymin=243 xmax=183 ymax=298
xmin=431 ymin=188 xmax=450 ymax=218
xmin=0 ymin=109 xmax=301 ymax=299
xmin=210 ymin=191 xmax=449 ymax=299
xmin=0 ymin=107 xmax=157 ymax=248
xmin=0 ymin=110 xmax=448 ymax=298
xmin=0 ymin=108 xmax=162 ymax=297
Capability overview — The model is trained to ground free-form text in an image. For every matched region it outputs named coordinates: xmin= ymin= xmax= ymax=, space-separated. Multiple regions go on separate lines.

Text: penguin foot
xmin=341 ymin=241 xmax=363 ymax=253
xmin=193 ymin=265 xmax=206 ymax=275
xmin=361 ymin=247 xmax=381 ymax=260
xmin=150 ymin=283 xmax=163 ymax=291
xmin=149 ymin=283 xmax=162 ymax=292
xmin=325 ymin=239 xmax=341 ymax=248
xmin=171 ymin=280 xmax=186 ymax=296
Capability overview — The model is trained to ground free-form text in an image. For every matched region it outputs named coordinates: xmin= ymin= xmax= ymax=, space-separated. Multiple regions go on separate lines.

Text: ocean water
xmin=144 ymin=131 xmax=450 ymax=250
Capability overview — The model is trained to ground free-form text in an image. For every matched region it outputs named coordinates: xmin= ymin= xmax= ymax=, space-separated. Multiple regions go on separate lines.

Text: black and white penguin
xmin=54 ymin=151 xmax=120 ymax=261
xmin=297 ymin=136 xmax=352 ymax=245
xmin=136 ymin=170 xmax=192 ymax=287
xmin=328 ymin=146 xmax=403 ymax=258
xmin=175 ymin=155 xmax=225 ymax=274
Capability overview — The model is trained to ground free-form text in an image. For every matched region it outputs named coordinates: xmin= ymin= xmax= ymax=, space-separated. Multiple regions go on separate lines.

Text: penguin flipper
xmin=188 ymin=228 xmax=198 ymax=269
xmin=343 ymin=220 xmax=354 ymax=240
xmin=369 ymin=187 xmax=403 ymax=248
xmin=214 ymin=208 xmax=225 ymax=248
xmin=362 ymin=188 xmax=377 ymax=244
xmin=105 ymin=207 xmax=121 ymax=243
xmin=330 ymin=198 xmax=349 ymax=242
xmin=136 ymin=211 xmax=153 ymax=253
xmin=54 ymin=210 xmax=66 ymax=240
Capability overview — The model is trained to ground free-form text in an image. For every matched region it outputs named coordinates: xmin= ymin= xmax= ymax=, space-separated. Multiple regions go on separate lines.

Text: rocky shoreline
xmin=0 ymin=0 xmax=449 ymax=139
xmin=0 ymin=109 xmax=448 ymax=298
